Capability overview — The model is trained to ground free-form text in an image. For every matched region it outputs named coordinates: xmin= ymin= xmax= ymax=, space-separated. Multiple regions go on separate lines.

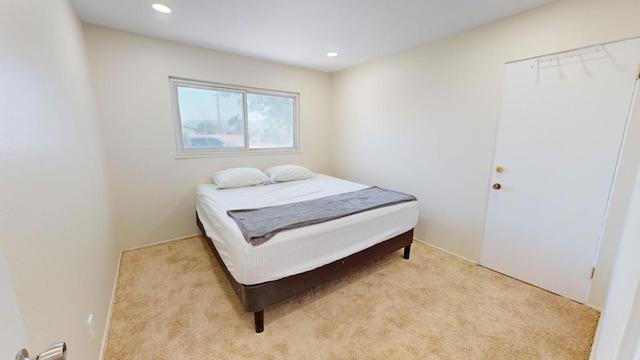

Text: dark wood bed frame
xmin=196 ymin=212 xmax=413 ymax=333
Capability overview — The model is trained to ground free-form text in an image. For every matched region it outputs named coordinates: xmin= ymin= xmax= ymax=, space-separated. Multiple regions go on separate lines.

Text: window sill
xmin=174 ymin=147 xmax=302 ymax=159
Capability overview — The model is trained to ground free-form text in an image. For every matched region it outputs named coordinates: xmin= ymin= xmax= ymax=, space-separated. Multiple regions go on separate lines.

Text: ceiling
xmin=69 ymin=0 xmax=556 ymax=73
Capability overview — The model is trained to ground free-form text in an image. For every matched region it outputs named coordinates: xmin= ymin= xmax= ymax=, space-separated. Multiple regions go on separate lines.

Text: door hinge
xmin=590 ymin=267 xmax=596 ymax=279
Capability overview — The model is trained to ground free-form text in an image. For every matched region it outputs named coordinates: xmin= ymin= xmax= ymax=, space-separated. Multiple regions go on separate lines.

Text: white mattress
xmin=196 ymin=174 xmax=418 ymax=285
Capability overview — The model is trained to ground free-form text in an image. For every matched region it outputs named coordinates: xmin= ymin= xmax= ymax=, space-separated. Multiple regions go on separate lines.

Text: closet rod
xmin=539 ymin=45 xmax=603 ymax=62
xmin=507 ymin=35 xmax=640 ymax=64
xmin=530 ymin=45 xmax=603 ymax=68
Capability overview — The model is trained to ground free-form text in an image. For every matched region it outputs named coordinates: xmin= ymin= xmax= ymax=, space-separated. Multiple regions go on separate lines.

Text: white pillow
xmin=211 ymin=167 xmax=269 ymax=189
xmin=264 ymin=165 xmax=314 ymax=183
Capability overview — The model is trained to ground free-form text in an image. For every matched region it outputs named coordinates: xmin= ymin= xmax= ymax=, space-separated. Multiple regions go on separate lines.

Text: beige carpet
xmin=104 ymin=237 xmax=599 ymax=359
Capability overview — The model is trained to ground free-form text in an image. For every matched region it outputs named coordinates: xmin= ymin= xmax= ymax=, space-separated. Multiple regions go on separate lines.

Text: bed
xmin=196 ymin=171 xmax=418 ymax=333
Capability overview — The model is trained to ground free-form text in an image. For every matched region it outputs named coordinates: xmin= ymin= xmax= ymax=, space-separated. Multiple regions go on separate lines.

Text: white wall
xmin=0 ymin=1 xmax=119 ymax=358
xmin=331 ymin=0 xmax=640 ymax=308
xmin=594 ymin=130 xmax=640 ymax=358
xmin=83 ymin=25 xmax=335 ymax=249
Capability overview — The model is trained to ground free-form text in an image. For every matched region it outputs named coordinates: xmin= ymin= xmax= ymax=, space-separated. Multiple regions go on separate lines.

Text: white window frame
xmin=169 ymin=77 xmax=300 ymax=158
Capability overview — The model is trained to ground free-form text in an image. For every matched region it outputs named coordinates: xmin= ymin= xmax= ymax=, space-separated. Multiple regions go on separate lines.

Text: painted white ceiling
xmin=69 ymin=0 xmax=556 ymax=73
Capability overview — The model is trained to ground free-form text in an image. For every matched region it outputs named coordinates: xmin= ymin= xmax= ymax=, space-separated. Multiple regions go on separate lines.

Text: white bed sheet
xmin=196 ymin=173 xmax=418 ymax=285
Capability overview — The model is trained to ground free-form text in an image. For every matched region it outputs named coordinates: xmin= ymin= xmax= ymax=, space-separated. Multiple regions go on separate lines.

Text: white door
xmin=0 ymin=243 xmax=27 ymax=358
xmin=480 ymin=38 xmax=640 ymax=303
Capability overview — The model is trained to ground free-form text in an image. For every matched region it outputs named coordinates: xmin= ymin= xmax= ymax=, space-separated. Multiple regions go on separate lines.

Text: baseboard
xmin=586 ymin=303 xmax=603 ymax=312
xmin=99 ymin=251 xmax=122 ymax=360
xmin=413 ymin=237 xmax=478 ymax=265
xmin=589 ymin=311 xmax=604 ymax=360
xmin=123 ymin=233 xmax=201 ymax=252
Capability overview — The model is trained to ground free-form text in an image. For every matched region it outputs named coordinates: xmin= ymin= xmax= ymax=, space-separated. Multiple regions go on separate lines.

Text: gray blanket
xmin=227 ymin=186 xmax=417 ymax=245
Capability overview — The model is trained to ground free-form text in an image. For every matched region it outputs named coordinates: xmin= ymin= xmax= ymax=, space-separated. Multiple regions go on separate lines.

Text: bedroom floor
xmin=103 ymin=237 xmax=599 ymax=360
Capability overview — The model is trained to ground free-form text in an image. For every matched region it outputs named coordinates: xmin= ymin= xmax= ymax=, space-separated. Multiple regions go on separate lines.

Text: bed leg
xmin=254 ymin=310 xmax=264 ymax=333
xmin=403 ymin=245 xmax=411 ymax=260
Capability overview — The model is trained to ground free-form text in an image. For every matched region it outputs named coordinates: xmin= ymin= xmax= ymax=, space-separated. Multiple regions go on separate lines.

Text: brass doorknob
xmin=492 ymin=183 xmax=502 ymax=190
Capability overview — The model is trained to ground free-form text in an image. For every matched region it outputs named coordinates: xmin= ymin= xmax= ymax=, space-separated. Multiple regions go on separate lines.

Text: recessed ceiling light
xmin=327 ymin=52 xmax=339 ymax=57
xmin=152 ymin=3 xmax=172 ymax=14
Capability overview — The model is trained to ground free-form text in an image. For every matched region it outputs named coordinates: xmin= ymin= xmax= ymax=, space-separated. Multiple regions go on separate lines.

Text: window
xmin=169 ymin=77 xmax=299 ymax=157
